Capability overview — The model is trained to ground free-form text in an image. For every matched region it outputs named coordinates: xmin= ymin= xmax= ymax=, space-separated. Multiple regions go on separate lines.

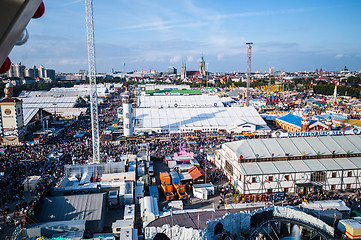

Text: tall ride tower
xmin=122 ymin=84 xmax=133 ymax=137
xmin=246 ymin=43 xmax=253 ymax=106
xmin=85 ymin=0 xmax=100 ymax=162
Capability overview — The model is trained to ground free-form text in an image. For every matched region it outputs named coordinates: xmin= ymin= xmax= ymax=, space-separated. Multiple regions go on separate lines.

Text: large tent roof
xmin=239 ymin=157 xmax=361 ymax=176
xmin=137 ymin=94 xmax=223 ymax=108
xmin=134 ymin=106 xmax=268 ymax=130
xmin=224 ymin=135 xmax=361 ymax=160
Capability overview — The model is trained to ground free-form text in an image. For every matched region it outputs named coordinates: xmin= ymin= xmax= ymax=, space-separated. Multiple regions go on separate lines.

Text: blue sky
xmin=9 ymin=0 xmax=361 ymax=73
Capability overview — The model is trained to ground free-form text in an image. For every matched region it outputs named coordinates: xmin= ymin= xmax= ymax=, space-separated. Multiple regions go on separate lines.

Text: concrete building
xmin=25 ymin=65 xmax=39 ymax=78
xmin=6 ymin=62 xmax=25 ymax=78
xmin=14 ymin=62 xmax=25 ymax=77
xmin=38 ymin=65 xmax=46 ymax=78
xmin=45 ymin=69 xmax=56 ymax=80
xmin=168 ymin=66 xmax=177 ymax=74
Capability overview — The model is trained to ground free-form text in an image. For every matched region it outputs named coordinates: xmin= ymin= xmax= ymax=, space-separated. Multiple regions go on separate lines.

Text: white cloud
xmin=335 ymin=54 xmax=343 ymax=59
xmin=217 ymin=53 xmax=224 ymax=61
xmin=170 ymin=56 xmax=181 ymax=63
xmin=187 ymin=56 xmax=194 ymax=62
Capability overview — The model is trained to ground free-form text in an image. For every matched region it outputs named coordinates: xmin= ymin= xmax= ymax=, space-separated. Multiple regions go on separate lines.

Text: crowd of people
xmin=286 ymin=188 xmax=361 ymax=209
xmin=1 ymin=86 xmax=361 ymax=239
xmin=0 ymin=94 xmax=125 ymax=238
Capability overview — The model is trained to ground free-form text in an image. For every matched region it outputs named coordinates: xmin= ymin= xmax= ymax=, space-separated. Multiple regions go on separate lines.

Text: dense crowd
xmin=286 ymin=189 xmax=361 ymax=209
xmin=0 ymin=95 xmax=124 ymax=234
xmin=1 ymin=88 xmax=360 ymax=239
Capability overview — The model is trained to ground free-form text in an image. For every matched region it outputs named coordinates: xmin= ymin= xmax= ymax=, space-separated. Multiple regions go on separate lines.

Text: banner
xmin=233 ymin=191 xmax=286 ymax=203
xmin=272 ymin=128 xmax=360 ymax=138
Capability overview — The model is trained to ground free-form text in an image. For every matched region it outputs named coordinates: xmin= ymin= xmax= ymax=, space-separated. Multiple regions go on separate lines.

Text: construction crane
xmin=85 ymin=0 xmax=100 ymax=163
xmin=246 ymin=42 xmax=253 ymax=107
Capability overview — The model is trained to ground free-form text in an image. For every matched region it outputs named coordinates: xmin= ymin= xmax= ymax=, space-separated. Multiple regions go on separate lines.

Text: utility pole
xmin=246 ymin=43 xmax=253 ymax=107
xmin=85 ymin=0 xmax=100 ymax=162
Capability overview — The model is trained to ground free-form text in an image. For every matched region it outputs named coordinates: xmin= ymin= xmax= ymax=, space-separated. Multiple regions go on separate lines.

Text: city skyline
xmin=7 ymin=0 xmax=361 ymax=73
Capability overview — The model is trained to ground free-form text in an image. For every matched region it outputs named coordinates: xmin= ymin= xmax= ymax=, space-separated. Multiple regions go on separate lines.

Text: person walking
xmin=256 ymin=233 xmax=266 ymax=240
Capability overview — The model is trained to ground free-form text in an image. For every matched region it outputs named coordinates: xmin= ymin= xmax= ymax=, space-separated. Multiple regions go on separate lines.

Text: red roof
xmin=0 ymin=97 xmax=21 ymax=103
xmin=188 ymin=166 xmax=202 ymax=180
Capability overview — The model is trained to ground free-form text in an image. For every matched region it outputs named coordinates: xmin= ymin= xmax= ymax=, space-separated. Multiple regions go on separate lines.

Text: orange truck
xmin=174 ymin=183 xmax=188 ymax=200
xmin=160 ymin=172 xmax=171 ymax=185
xmin=161 ymin=184 xmax=175 ymax=201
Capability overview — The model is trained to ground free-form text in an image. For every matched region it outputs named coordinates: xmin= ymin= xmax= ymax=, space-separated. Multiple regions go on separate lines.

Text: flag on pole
xmin=197 ymin=212 xmax=200 ymax=229
xmin=265 ymin=177 xmax=270 ymax=183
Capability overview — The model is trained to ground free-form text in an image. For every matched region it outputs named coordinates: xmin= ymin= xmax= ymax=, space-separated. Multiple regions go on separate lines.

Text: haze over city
xmin=8 ymin=0 xmax=361 ymax=73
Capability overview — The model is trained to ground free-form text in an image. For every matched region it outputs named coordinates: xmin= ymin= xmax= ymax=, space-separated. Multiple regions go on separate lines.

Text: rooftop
xmin=277 ymin=113 xmax=316 ymax=128
xmin=224 ymin=135 xmax=361 ymax=160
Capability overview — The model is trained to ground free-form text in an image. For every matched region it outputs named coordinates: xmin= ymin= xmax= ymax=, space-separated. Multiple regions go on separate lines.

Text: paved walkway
xmin=0 ymin=192 xmax=34 ymax=240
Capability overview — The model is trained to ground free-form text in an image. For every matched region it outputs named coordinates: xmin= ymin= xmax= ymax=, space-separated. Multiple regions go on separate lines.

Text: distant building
xmin=14 ymin=62 xmax=25 ymax=77
xmin=168 ymin=66 xmax=177 ymax=74
xmin=181 ymin=63 xmax=187 ymax=80
xmin=45 ymin=69 xmax=55 ymax=80
xmin=269 ymin=67 xmax=275 ymax=74
xmin=25 ymin=66 xmax=39 ymax=78
xmin=199 ymin=56 xmax=206 ymax=77
xmin=6 ymin=63 xmax=25 ymax=78
xmin=65 ymin=73 xmax=87 ymax=81
xmin=38 ymin=65 xmax=46 ymax=78
xmin=341 ymin=66 xmax=350 ymax=74
xmin=6 ymin=64 xmax=16 ymax=78
xmin=78 ymin=69 xmax=87 ymax=75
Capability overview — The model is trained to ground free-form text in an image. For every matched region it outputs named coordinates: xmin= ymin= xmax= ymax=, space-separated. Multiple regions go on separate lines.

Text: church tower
xmin=0 ymin=83 xmax=25 ymax=144
xmin=181 ymin=62 xmax=187 ymax=80
xmin=301 ymin=110 xmax=310 ymax=132
xmin=199 ymin=55 xmax=206 ymax=77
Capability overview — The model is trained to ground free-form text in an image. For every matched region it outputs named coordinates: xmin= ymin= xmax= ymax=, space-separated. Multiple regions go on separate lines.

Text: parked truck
xmin=159 ymin=172 xmax=171 ymax=185
xmin=173 ymin=183 xmax=188 ymax=200
xmin=161 ymin=184 xmax=175 ymax=201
